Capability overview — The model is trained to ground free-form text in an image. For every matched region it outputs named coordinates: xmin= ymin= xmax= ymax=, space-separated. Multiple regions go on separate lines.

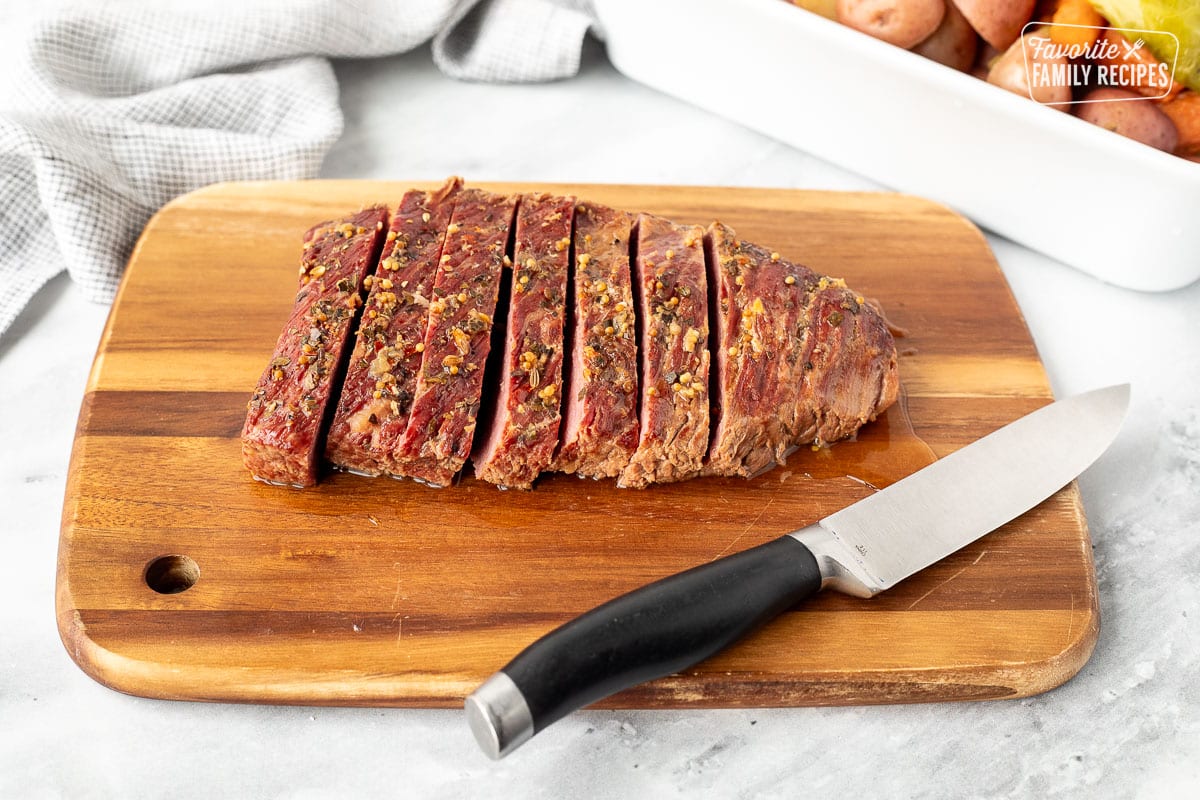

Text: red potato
xmin=987 ymin=29 xmax=1071 ymax=106
xmin=1076 ymin=88 xmax=1180 ymax=152
xmin=971 ymin=41 xmax=1002 ymax=80
xmin=1030 ymin=0 xmax=1059 ymax=23
xmin=953 ymin=0 xmax=1036 ymax=51
xmin=837 ymin=0 xmax=946 ymax=50
xmin=912 ymin=0 xmax=978 ymax=72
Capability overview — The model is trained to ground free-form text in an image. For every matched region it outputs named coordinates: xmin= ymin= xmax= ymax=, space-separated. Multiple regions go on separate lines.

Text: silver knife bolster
xmin=789 ymin=524 xmax=886 ymax=598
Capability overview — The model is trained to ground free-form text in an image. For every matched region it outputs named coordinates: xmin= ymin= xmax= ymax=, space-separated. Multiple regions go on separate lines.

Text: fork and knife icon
xmin=1121 ymin=37 xmax=1146 ymax=58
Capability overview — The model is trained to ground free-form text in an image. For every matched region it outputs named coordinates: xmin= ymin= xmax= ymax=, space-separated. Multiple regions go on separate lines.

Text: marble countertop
xmin=3 ymin=43 xmax=1198 ymax=798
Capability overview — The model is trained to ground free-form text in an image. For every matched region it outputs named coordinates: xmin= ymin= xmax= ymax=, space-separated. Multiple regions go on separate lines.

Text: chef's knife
xmin=465 ymin=384 xmax=1129 ymax=759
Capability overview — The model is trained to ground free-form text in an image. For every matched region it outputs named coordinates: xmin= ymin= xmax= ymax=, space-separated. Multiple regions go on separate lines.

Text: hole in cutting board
xmin=145 ymin=555 xmax=200 ymax=594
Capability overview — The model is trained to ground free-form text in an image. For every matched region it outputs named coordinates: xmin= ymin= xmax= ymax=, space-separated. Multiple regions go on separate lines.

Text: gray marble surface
xmin=2 ymin=43 xmax=1198 ymax=799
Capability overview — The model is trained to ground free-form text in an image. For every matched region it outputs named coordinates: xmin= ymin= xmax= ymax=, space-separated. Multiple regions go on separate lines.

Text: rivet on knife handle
xmin=464 ymin=536 xmax=823 ymax=759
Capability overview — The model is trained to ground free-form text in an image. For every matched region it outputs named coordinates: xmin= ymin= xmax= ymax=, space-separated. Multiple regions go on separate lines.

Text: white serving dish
xmin=594 ymin=0 xmax=1200 ymax=291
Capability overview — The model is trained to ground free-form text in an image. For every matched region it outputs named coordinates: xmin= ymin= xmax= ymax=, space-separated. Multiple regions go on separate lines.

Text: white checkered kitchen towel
xmin=0 ymin=0 xmax=597 ymax=337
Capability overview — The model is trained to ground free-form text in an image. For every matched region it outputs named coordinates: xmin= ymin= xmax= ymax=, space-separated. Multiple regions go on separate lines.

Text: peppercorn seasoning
xmin=553 ymin=202 xmax=639 ymax=480
xmin=618 ymin=213 xmax=710 ymax=489
xmin=472 ymin=193 xmax=574 ymax=490
xmin=241 ymin=206 xmax=389 ymax=487
xmin=324 ymin=178 xmax=462 ymax=476
xmin=393 ymin=189 xmax=518 ymax=487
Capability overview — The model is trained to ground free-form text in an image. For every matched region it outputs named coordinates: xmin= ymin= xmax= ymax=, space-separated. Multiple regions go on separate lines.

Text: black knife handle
xmin=465 ymin=535 xmax=822 ymax=758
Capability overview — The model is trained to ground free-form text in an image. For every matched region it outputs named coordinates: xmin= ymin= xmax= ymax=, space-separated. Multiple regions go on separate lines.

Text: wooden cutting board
xmin=57 ymin=181 xmax=1097 ymax=709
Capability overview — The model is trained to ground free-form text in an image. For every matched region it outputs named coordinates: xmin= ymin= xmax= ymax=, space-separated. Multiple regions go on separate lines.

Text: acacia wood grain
xmin=57 ymin=181 xmax=1096 ymax=709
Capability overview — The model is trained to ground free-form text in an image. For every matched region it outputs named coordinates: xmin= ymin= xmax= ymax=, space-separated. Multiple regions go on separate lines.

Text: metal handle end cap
xmin=465 ymin=672 xmax=534 ymax=759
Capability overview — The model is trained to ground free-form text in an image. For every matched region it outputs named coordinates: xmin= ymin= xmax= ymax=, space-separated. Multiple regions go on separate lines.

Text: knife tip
xmin=1085 ymin=382 xmax=1132 ymax=427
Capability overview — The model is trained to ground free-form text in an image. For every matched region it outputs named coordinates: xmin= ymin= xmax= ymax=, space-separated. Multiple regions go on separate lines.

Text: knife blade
xmin=465 ymin=384 xmax=1130 ymax=759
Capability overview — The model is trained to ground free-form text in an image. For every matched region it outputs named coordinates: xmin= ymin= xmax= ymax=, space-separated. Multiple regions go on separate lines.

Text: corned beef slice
xmin=618 ymin=214 xmax=711 ymax=488
xmin=553 ymin=202 xmax=640 ymax=479
xmin=325 ymin=178 xmax=462 ymax=475
xmin=393 ymin=189 xmax=518 ymax=487
xmin=472 ymin=193 xmax=574 ymax=490
xmin=241 ymin=206 xmax=388 ymax=487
